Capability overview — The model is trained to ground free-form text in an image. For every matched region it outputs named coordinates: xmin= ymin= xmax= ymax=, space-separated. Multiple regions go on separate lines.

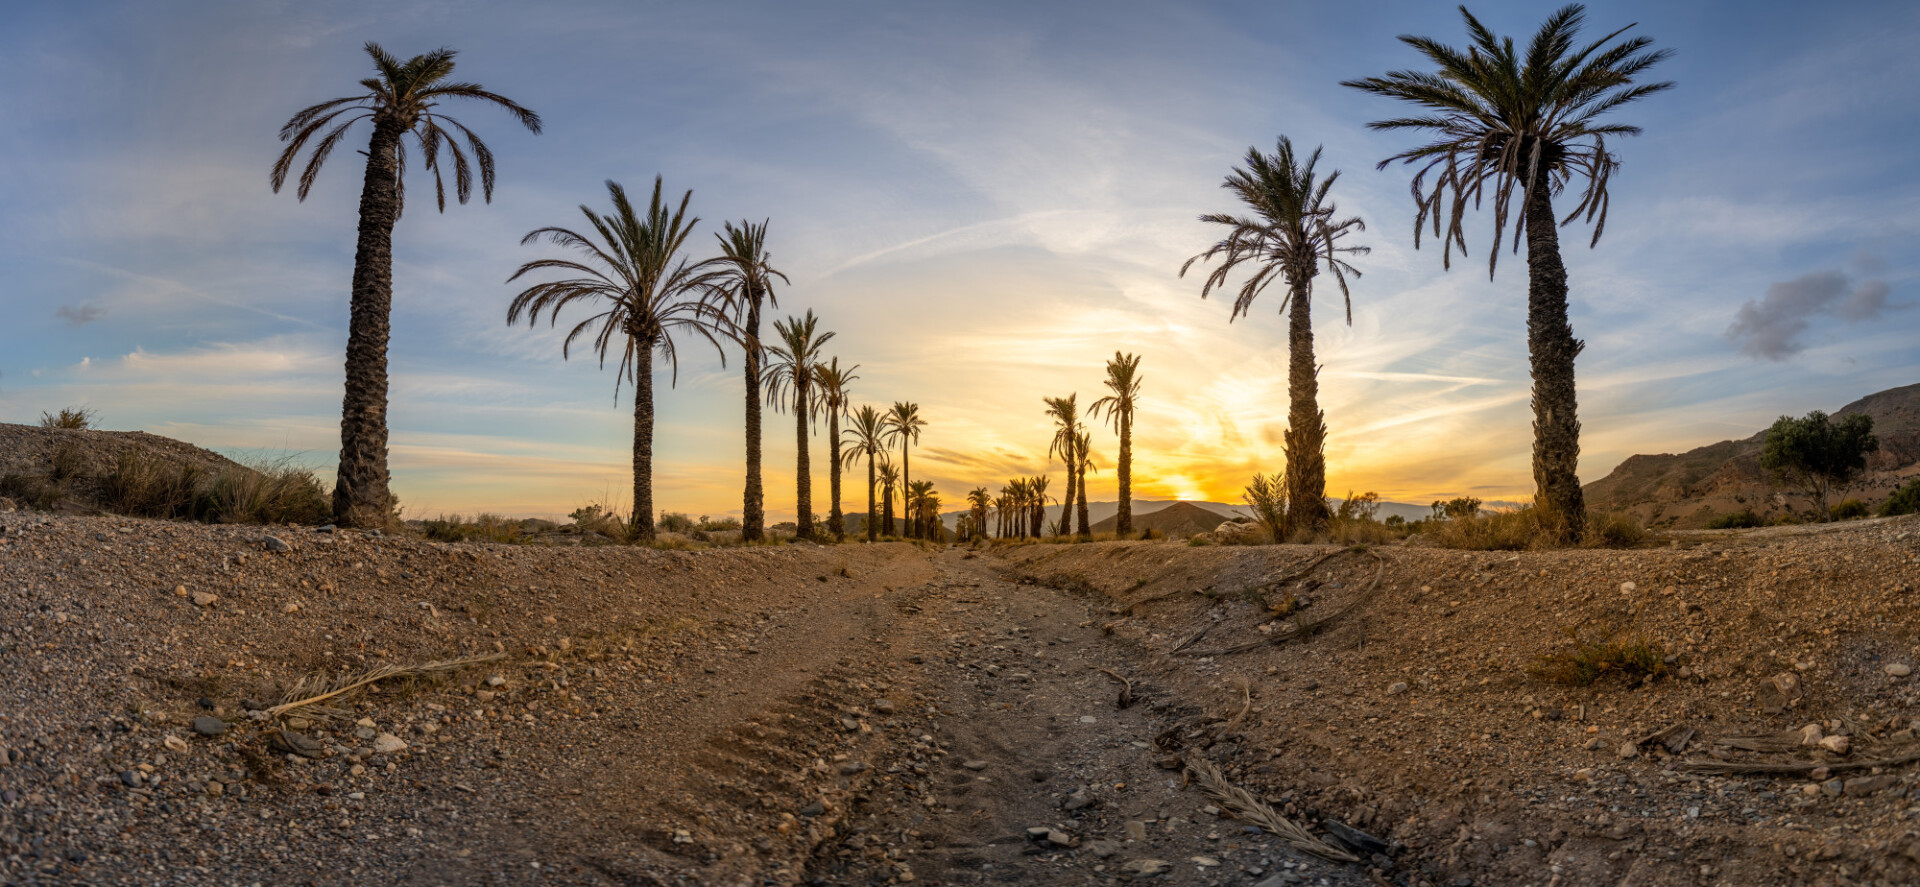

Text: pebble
xmin=1845 ymin=775 xmax=1899 ymax=796
xmin=1888 ymin=664 xmax=1912 ymax=678
xmin=1818 ymin=735 xmax=1851 ymax=755
xmin=486 ymin=676 xmax=507 ymax=687
xmin=1618 ymin=742 xmax=1639 ymax=760
xmin=371 ymin=733 xmax=409 ymax=754
xmin=192 ymin=715 xmax=227 ymax=736
xmin=1386 ymin=682 xmax=1409 ymax=696
xmin=1046 ymin=830 xmax=1075 ymax=847
xmin=1125 ymin=820 xmax=1148 ymax=841
xmin=1086 ymin=839 xmax=1120 ymax=858
xmin=799 ymin=800 xmax=826 ymax=816
xmin=1821 ymin=778 xmax=1844 ymax=798
xmin=118 ymin=770 xmax=140 ymax=787
xmin=1191 ymin=855 xmax=1220 ymax=867
xmin=190 ymin=592 xmax=218 ymax=607
xmin=838 ymin=761 xmax=869 ymax=775
xmin=963 ymin=760 xmax=989 ymax=771
xmin=1121 ymin=859 xmax=1171 ymax=877
xmin=264 ymin=536 xmax=291 ymax=552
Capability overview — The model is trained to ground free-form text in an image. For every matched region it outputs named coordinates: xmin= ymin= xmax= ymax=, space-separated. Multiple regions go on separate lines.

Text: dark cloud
xmin=1725 ymin=269 xmax=1898 ymax=361
xmin=56 ymin=304 xmax=106 ymax=327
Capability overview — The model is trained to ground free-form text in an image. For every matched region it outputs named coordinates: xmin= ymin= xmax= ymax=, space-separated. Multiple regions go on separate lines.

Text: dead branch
xmin=1170 ymin=624 xmax=1212 ymax=654
xmin=1222 ymin=678 xmax=1252 ymax=733
xmin=1097 ymin=667 xmax=1135 ymax=709
xmin=267 ymin=652 xmax=505 ymax=719
xmin=1183 ymin=754 xmax=1359 ymax=863
xmin=1680 ymin=743 xmax=1920 ymax=776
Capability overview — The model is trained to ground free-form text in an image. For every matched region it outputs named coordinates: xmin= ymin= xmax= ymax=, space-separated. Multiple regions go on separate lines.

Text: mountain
xmin=1088 ymin=501 xmax=1234 ymax=538
xmin=1584 ymin=382 xmax=1920 ymax=527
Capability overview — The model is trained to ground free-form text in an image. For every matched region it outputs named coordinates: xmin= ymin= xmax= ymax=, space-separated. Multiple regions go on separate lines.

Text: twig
xmin=267 ymin=653 xmax=505 ymax=719
xmin=1170 ymin=624 xmax=1212 ymax=654
xmin=1097 ymin=667 xmax=1134 ymax=709
xmin=1680 ymin=743 xmax=1920 ymax=776
xmin=1183 ymin=754 xmax=1359 ymax=863
xmin=1222 ymin=678 xmax=1252 ymax=733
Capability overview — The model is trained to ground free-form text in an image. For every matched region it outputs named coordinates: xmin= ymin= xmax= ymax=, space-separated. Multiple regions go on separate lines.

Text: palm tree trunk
xmin=631 ymin=338 xmax=656 ymax=542
xmin=741 ymin=294 xmax=765 ymax=542
xmin=1059 ymin=447 xmax=1076 ymax=537
xmin=900 ymin=443 xmax=912 ymax=538
xmin=1116 ymin=413 xmax=1133 ymax=536
xmin=333 ymin=118 xmax=406 ymax=529
xmin=827 ymin=408 xmax=844 ymax=540
xmin=1076 ymin=464 xmax=1090 ymax=538
xmin=865 ymin=453 xmax=877 ymax=542
xmin=1283 ymin=280 xmax=1330 ymax=540
xmin=795 ymin=381 xmax=813 ymax=539
xmin=1523 ymin=174 xmax=1587 ymax=543
xmin=882 ymin=485 xmax=893 ymax=536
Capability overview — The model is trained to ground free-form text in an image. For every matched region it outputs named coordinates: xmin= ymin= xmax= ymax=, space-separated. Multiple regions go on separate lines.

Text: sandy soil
xmin=4 ymin=508 xmax=1920 ymax=886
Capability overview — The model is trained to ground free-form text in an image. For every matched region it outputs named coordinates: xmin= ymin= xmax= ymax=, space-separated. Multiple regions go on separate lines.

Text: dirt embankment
xmin=993 ymin=518 xmax=1920 ymax=886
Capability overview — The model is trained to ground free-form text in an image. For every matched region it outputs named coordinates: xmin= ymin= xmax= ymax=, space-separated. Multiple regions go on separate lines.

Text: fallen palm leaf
xmin=1183 ymin=754 xmax=1358 ymax=863
xmin=1097 ymin=667 xmax=1134 ymax=709
xmin=268 ymin=652 xmax=505 ymax=719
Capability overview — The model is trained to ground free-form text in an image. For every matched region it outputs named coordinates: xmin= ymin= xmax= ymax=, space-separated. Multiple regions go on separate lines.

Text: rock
xmin=1322 ymin=819 xmax=1390 ymax=856
xmin=270 ymin=730 xmax=326 ymax=758
xmin=1760 ymin=672 xmax=1803 ymax=714
xmin=172 ymin=585 xmax=188 ymax=597
xmin=1190 ymin=856 xmax=1221 ymax=867
xmin=1821 ymin=778 xmax=1845 ymax=798
xmin=799 ymin=800 xmax=826 ymax=816
xmin=1845 ymin=775 xmax=1899 ymax=796
xmin=1087 ymin=839 xmax=1120 ymax=859
xmin=1121 ymin=859 xmax=1172 ymax=877
xmin=1046 ymin=830 xmax=1075 ymax=847
xmin=1386 ymin=682 xmax=1410 ymax=696
xmin=486 ymin=675 xmax=507 ymax=687
xmin=1124 ymin=820 xmax=1148 ymax=841
xmin=839 ymin=718 xmax=862 ymax=732
xmin=1620 ymin=582 xmax=1637 ymax=594
xmin=962 ymin=760 xmax=989 ymax=771
xmin=1618 ymin=742 xmax=1640 ymax=760
xmin=370 ymin=733 xmax=408 ymax=755
xmin=838 ymin=761 xmax=868 ymax=775
xmin=282 ymin=603 xmax=300 ymax=614
xmin=163 ymin=734 xmax=189 ymax=753
xmin=119 ymin=770 xmax=140 ymax=787
xmin=190 ymin=592 xmax=218 ymax=607
xmin=474 ymin=690 xmax=496 ymax=703
xmin=192 ymin=716 xmax=227 ymax=736
xmin=1026 ymin=826 xmax=1052 ymax=840
xmin=1799 ymin=724 xmax=1825 ymax=746
xmin=263 ymin=536 xmax=291 ymax=552
xmin=1818 ymin=735 xmax=1852 ymax=755
xmin=1584 ymin=737 xmax=1607 ymax=751
xmin=1063 ymin=788 xmax=1096 ymax=811
xmin=1889 ymin=664 xmax=1913 ymax=678
xmin=872 ymin=699 xmax=896 ymax=714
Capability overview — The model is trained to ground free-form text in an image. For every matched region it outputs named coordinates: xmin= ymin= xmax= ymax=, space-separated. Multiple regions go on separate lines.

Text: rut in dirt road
xmin=804 ymin=550 xmax=1373 ymax=886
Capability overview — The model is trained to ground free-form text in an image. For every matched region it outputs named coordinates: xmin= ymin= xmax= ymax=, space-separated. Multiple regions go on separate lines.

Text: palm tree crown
xmin=1340 ymin=4 xmax=1672 ymax=277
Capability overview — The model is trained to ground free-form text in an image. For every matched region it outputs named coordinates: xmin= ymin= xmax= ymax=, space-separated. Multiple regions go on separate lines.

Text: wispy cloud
xmin=55 ymin=304 xmax=106 ymax=326
xmin=1726 ymin=268 xmax=1901 ymax=361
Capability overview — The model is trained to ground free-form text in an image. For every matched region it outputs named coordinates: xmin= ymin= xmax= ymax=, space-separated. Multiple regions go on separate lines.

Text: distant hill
xmin=1584 ymin=382 xmax=1920 ymax=527
xmin=1088 ymin=501 xmax=1233 ymax=538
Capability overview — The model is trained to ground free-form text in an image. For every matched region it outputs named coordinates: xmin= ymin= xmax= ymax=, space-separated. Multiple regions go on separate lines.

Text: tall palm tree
xmin=1342 ymin=5 xmax=1671 ymax=541
xmin=883 ymin=402 xmax=926 ymax=537
xmin=273 ymin=43 xmax=540 ymax=528
xmin=1044 ymin=395 xmax=1083 ymax=537
xmin=1074 ymin=428 xmax=1096 ymax=538
xmin=705 ymin=221 xmax=787 ymax=542
xmin=507 ymin=178 xmax=728 ymax=542
xmin=814 ymin=358 xmax=860 ymax=541
xmin=877 ymin=458 xmax=900 ymax=537
xmin=765 ymin=310 xmax=834 ymax=539
xmin=967 ymin=487 xmax=992 ymax=541
xmin=1027 ymin=475 xmax=1051 ymax=540
xmin=907 ymin=480 xmax=938 ymax=540
xmin=1181 ymin=138 xmax=1366 ymax=540
xmin=843 ymin=405 xmax=888 ymax=542
xmin=1089 ymin=352 xmax=1143 ymax=536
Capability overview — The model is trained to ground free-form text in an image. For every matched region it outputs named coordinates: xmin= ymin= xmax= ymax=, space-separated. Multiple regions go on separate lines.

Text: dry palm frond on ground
xmin=268 ymin=652 xmax=506 ymax=719
xmin=1183 ymin=753 xmax=1359 ymax=863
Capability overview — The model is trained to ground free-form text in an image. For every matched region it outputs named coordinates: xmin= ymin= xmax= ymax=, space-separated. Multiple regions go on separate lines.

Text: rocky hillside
xmin=1585 ymin=383 xmax=1920 ymax=527
xmin=1088 ymin=500 xmax=1230 ymax=538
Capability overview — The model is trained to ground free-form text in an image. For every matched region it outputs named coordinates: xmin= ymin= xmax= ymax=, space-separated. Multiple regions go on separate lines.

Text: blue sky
xmin=2 ymin=0 xmax=1915 ymax=519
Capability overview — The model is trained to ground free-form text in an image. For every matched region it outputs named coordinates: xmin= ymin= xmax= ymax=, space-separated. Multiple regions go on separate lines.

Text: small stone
xmin=1618 ymin=742 xmax=1639 ymax=760
xmin=371 ymin=733 xmax=408 ymax=755
xmin=119 ymin=770 xmax=140 ymax=787
xmin=172 ymin=585 xmax=188 ymax=597
xmin=1810 ymin=766 xmax=1830 ymax=780
xmin=190 ymin=592 xmax=218 ymax=607
xmin=1821 ymin=778 xmax=1844 ymax=797
xmin=1026 ymin=826 xmax=1052 ymax=839
xmin=475 ymin=690 xmax=496 ymax=703
xmin=1799 ymin=724 xmax=1825 ymax=746
xmin=838 ymin=761 xmax=869 ymax=775
xmin=282 ymin=603 xmax=300 ymax=614
xmin=799 ymin=800 xmax=826 ymax=816
xmin=205 ymin=781 xmax=223 ymax=797
xmin=1121 ymin=859 xmax=1171 ymax=877
xmin=1818 ymin=735 xmax=1851 ymax=755
xmin=1888 ymin=664 xmax=1913 ymax=678
xmin=872 ymin=699 xmax=895 ymax=714
xmin=264 ymin=536 xmax=291 ymax=552
xmin=1125 ymin=820 xmax=1148 ymax=841
xmin=1386 ymin=682 xmax=1409 ymax=696
xmin=1620 ymin=581 xmax=1636 ymax=594
xmin=1087 ymin=839 xmax=1120 ymax=858
xmin=1572 ymin=768 xmax=1595 ymax=782
xmin=1190 ymin=855 xmax=1221 ymax=867
xmin=191 ymin=716 xmax=227 ymax=737
xmin=1584 ymin=737 xmax=1606 ymax=751
xmin=270 ymin=730 xmax=326 ymax=758
xmin=486 ymin=676 xmax=507 ymax=687
xmin=1063 ymin=789 xmax=1096 ymax=811
xmin=1845 ymin=775 xmax=1899 ymax=796
xmin=963 ymin=760 xmax=990 ymax=771
xmin=163 ymin=734 xmax=189 ymax=753
xmin=1047 ymin=830 xmax=1075 ymax=847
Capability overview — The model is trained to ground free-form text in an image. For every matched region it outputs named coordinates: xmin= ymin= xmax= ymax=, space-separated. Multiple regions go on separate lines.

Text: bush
xmin=1881 ymin=478 xmax=1920 ymax=517
xmin=658 ymin=512 xmax=696 ymax=533
xmin=202 ymin=462 xmax=328 ymax=524
xmin=1432 ymin=506 xmax=1647 ymax=550
xmin=1706 ymin=509 xmax=1765 ymax=530
xmin=0 ymin=474 xmax=63 ymax=509
xmin=40 ymin=407 xmax=95 ymax=430
xmin=100 ymin=451 xmax=203 ymax=518
xmin=1585 ymin=511 xmax=1649 ymax=547
xmin=1829 ymin=499 xmax=1870 ymax=521
xmin=1529 ymin=630 xmax=1669 ymax=686
xmin=424 ymin=513 xmax=523 ymax=543
xmin=1241 ymin=473 xmax=1287 ymax=542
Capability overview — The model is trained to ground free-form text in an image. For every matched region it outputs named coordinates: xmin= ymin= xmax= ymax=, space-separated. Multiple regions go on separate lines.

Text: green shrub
xmin=658 ymin=512 xmax=696 ymax=533
xmin=1706 ymin=509 xmax=1764 ymax=530
xmin=1432 ymin=506 xmax=1647 ymax=550
xmin=39 ymin=407 xmax=95 ymax=430
xmin=1829 ymin=499 xmax=1870 ymax=521
xmin=100 ymin=451 xmax=203 ymax=518
xmin=1879 ymin=479 xmax=1920 ymax=517
xmin=1529 ymin=630 xmax=1669 ymax=686
xmin=1241 ymin=473 xmax=1287 ymax=542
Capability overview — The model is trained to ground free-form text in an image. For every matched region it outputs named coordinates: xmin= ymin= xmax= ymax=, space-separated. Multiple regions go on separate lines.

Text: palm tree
xmin=814 ymin=358 xmax=860 ymax=541
xmin=1074 ymin=428 xmax=1096 ymax=538
xmin=843 ymin=405 xmax=888 ymax=542
xmin=273 ymin=43 xmax=541 ymax=528
xmin=1342 ymin=5 xmax=1671 ymax=541
xmin=1181 ymin=138 xmax=1366 ymax=540
xmin=1044 ymin=395 xmax=1083 ymax=536
xmin=877 ymin=458 xmax=900 ymax=538
xmin=705 ymin=221 xmax=788 ymax=542
xmin=967 ymin=487 xmax=992 ymax=541
xmin=883 ymin=402 xmax=926 ymax=537
xmin=507 ymin=178 xmax=728 ymax=542
xmin=907 ymin=480 xmax=937 ymax=539
xmin=1027 ymin=475 xmax=1051 ymax=540
xmin=1089 ymin=352 xmax=1143 ymax=536
xmin=765 ymin=310 xmax=834 ymax=539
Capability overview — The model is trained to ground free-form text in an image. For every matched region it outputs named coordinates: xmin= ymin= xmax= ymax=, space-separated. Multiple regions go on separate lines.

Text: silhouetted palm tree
xmin=1074 ymin=428 xmax=1096 ymax=539
xmin=507 ymin=177 xmax=727 ymax=542
xmin=843 ymin=405 xmax=887 ymax=542
xmin=883 ymin=402 xmax=926 ymax=537
xmin=1044 ymin=395 xmax=1083 ymax=536
xmin=705 ymin=220 xmax=787 ymax=542
xmin=907 ymin=480 xmax=938 ymax=539
xmin=1181 ymin=138 xmax=1366 ymax=539
xmin=967 ymin=487 xmax=992 ymax=541
xmin=765 ymin=310 xmax=834 ymax=539
xmin=1343 ymin=4 xmax=1671 ymax=541
xmin=877 ymin=458 xmax=900 ymax=537
xmin=1090 ymin=352 xmax=1142 ymax=536
xmin=814 ymin=358 xmax=860 ymax=541
xmin=1027 ymin=475 xmax=1051 ymax=540
xmin=273 ymin=43 xmax=540 ymax=527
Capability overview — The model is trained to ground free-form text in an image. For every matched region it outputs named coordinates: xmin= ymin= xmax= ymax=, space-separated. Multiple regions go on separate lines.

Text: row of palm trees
xmin=1183 ymin=5 xmax=1669 ymax=544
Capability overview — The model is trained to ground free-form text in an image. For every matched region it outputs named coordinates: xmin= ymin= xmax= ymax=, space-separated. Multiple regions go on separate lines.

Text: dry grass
xmin=1429 ymin=505 xmax=1649 ymax=551
xmin=39 ymin=407 xmax=96 ymax=430
xmin=1528 ymin=629 xmax=1669 ymax=686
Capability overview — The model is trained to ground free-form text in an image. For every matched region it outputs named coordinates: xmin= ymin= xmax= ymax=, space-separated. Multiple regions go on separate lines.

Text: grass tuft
xmin=1528 ymin=629 xmax=1669 ymax=686
xmin=39 ymin=407 xmax=96 ymax=430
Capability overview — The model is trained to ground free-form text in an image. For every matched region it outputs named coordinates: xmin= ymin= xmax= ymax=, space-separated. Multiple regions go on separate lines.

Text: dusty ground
xmin=4 ymin=509 xmax=1920 ymax=886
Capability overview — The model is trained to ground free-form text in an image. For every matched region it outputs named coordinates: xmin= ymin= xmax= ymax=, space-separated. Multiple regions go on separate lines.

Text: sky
xmin=2 ymin=0 xmax=1916 ymax=521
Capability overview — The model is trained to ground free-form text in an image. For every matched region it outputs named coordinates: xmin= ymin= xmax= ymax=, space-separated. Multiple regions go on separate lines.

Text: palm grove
xmin=276 ymin=7 xmax=1673 ymax=545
